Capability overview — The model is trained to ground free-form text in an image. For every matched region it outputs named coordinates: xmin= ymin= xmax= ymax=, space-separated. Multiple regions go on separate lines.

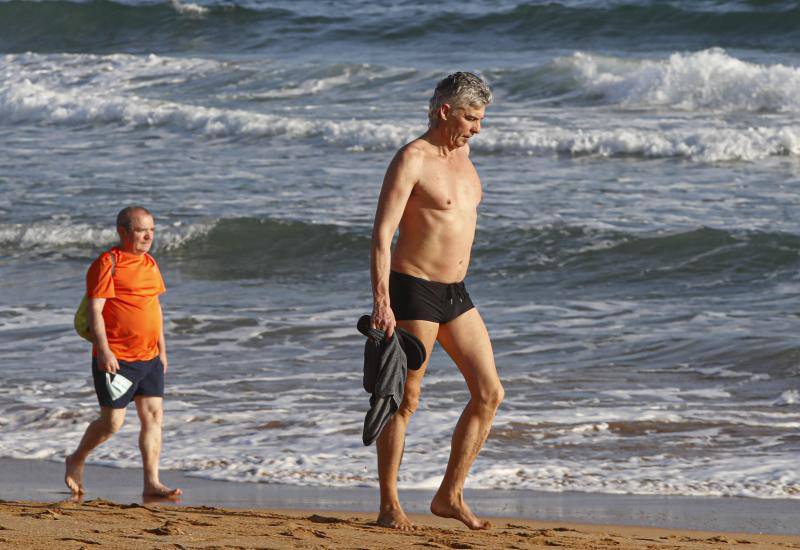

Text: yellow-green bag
xmin=74 ymin=252 xmax=116 ymax=343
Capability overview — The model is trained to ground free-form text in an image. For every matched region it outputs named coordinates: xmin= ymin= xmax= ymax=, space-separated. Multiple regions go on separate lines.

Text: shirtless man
xmin=65 ymin=206 xmax=181 ymax=500
xmin=370 ymin=72 xmax=503 ymax=530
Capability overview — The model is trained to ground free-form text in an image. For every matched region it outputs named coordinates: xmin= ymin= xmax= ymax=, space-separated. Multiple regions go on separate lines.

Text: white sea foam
xmin=775 ymin=389 xmax=800 ymax=406
xmin=3 ymin=52 xmax=799 ymax=162
xmin=468 ymin=454 xmax=800 ymax=498
xmin=2 ymin=353 xmax=799 ymax=499
xmin=0 ymin=76 xmax=312 ymax=136
xmin=475 ymin=125 xmax=800 ymax=162
xmin=250 ymin=65 xmax=381 ymax=99
xmin=0 ymin=54 xmax=414 ymax=144
xmin=169 ymin=0 xmax=209 ymax=16
xmin=563 ymin=48 xmax=800 ymax=112
xmin=0 ymin=219 xmax=215 ymax=254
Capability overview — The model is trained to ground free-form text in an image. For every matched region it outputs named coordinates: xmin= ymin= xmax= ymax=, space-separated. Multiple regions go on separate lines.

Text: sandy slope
xmin=1 ymin=499 xmax=799 ymax=549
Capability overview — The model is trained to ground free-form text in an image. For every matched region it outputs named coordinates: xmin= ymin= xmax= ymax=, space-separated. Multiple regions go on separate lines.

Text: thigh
xmin=134 ymin=357 xmax=165 ymax=398
xmin=99 ymin=405 xmax=127 ymax=428
xmin=396 ymin=319 xmax=439 ymax=389
xmin=436 ymin=308 xmax=500 ymax=395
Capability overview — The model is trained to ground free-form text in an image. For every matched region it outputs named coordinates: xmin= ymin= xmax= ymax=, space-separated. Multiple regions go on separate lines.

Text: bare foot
xmin=143 ymin=482 xmax=182 ymax=501
xmin=64 ymin=454 xmax=85 ymax=496
xmin=430 ymin=492 xmax=491 ymax=530
xmin=377 ymin=506 xmax=414 ymax=531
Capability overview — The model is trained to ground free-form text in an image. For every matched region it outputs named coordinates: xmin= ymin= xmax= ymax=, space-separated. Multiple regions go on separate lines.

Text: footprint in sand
xmin=145 ymin=520 xmax=187 ymax=536
xmin=24 ymin=509 xmax=62 ymax=520
xmin=307 ymin=514 xmax=347 ymax=525
xmin=186 ymin=519 xmax=214 ymax=526
xmin=58 ymin=537 xmax=99 ymax=545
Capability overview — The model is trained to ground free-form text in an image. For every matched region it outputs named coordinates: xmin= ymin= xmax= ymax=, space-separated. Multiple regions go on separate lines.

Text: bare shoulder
xmin=394 ymin=139 xmax=429 ymax=166
xmin=385 ymin=139 xmax=428 ymax=184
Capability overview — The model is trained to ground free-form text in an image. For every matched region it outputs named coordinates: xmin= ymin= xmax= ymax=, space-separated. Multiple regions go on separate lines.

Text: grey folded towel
xmin=357 ymin=315 xmax=426 ymax=446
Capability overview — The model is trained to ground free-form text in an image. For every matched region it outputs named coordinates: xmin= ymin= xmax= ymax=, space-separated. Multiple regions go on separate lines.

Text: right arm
xmin=88 ymin=297 xmax=119 ymax=373
xmin=370 ymin=146 xmax=421 ymax=338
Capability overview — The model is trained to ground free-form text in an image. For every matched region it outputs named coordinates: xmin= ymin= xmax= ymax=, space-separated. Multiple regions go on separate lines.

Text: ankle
xmin=379 ymin=501 xmax=403 ymax=513
xmin=433 ymin=489 xmax=460 ymax=504
xmin=68 ymin=452 xmax=86 ymax=464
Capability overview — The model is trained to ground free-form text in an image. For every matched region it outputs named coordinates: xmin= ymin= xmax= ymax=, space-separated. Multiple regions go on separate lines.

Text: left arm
xmin=158 ymin=300 xmax=168 ymax=373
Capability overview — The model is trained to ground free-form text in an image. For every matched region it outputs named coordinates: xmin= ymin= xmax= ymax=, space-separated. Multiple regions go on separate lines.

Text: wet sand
xmin=1 ymin=458 xmax=799 ymax=548
xmin=2 ymin=498 xmax=800 ymax=550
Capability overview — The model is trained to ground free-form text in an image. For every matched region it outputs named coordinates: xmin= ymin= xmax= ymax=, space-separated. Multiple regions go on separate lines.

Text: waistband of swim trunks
xmin=390 ymin=270 xmax=465 ymax=287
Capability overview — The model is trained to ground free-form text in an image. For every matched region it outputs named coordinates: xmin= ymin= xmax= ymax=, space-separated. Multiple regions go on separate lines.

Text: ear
xmin=117 ymin=226 xmax=127 ymax=240
xmin=439 ymin=103 xmax=451 ymax=122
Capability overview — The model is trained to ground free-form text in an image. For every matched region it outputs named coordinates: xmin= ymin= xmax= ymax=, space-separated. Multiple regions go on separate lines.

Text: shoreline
xmin=1 ymin=458 xmax=798 ymax=537
xmin=4 ymin=499 xmax=800 ymax=550
xmin=2 ymin=501 xmax=800 ymax=550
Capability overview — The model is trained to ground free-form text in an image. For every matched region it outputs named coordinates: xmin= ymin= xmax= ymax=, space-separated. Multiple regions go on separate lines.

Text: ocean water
xmin=1 ymin=0 xmax=799 ymax=500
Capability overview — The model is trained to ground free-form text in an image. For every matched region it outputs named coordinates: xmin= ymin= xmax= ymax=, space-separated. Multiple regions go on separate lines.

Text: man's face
xmin=119 ymin=213 xmax=155 ymax=255
xmin=442 ymin=104 xmax=485 ymax=148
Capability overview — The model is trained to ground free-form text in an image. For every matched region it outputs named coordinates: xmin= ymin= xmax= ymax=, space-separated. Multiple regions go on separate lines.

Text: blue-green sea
xmin=1 ymin=0 xmax=799 ymax=499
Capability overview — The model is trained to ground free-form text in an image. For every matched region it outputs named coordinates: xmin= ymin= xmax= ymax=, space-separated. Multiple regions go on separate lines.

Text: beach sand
xmin=2 ymin=498 xmax=800 ymax=549
xmin=1 ymin=458 xmax=800 ymax=549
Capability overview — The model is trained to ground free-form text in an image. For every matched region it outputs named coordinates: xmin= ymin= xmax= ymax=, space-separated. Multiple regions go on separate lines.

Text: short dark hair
xmin=116 ymin=206 xmax=153 ymax=232
xmin=428 ymin=72 xmax=492 ymax=127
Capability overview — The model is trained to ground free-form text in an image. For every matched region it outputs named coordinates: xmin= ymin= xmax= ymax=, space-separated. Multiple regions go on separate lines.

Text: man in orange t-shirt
xmin=65 ymin=206 xmax=181 ymax=500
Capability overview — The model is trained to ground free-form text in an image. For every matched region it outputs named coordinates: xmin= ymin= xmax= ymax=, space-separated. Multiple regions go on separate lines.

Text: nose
xmin=473 ymin=120 xmax=481 ymax=135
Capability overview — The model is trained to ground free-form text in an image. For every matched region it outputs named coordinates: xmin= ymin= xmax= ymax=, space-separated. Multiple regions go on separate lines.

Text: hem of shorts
xmin=98 ymin=402 xmax=129 ymax=410
xmin=441 ymin=304 xmax=476 ymax=324
xmin=394 ymin=316 xmax=442 ymax=323
xmin=394 ymin=304 xmax=476 ymax=325
xmin=134 ymin=392 xmax=164 ymax=398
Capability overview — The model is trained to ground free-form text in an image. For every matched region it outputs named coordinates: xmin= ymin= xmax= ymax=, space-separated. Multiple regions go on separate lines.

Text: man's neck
xmin=117 ymin=244 xmax=146 ymax=256
xmin=421 ymin=128 xmax=458 ymax=157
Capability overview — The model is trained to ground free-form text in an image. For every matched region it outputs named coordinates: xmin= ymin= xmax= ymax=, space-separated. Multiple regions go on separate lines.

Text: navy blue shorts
xmin=389 ymin=271 xmax=475 ymax=324
xmin=92 ymin=355 xmax=164 ymax=409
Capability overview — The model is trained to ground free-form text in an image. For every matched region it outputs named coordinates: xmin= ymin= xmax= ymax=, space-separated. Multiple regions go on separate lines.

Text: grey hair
xmin=428 ymin=72 xmax=492 ymax=127
xmin=116 ymin=205 xmax=153 ymax=232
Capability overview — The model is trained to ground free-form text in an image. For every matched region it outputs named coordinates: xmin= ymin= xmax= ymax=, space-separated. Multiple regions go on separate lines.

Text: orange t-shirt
xmin=86 ymin=247 xmax=166 ymax=362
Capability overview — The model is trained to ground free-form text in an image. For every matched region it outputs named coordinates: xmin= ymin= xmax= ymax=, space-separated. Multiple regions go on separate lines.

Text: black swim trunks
xmin=389 ymin=271 xmax=475 ymax=324
xmin=92 ymin=355 xmax=165 ymax=409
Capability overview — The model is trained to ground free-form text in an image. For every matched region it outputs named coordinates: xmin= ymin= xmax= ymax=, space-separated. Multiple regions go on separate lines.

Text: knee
xmin=99 ymin=415 xmax=125 ymax=435
xmin=398 ymin=385 xmax=421 ymax=419
xmin=140 ymin=408 xmax=163 ymax=427
xmin=476 ymin=383 xmax=504 ymax=412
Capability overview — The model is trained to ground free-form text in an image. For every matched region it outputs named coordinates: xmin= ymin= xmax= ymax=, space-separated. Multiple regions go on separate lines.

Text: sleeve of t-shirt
xmin=152 ymin=256 xmax=167 ymax=295
xmin=86 ymin=252 xmax=116 ymax=298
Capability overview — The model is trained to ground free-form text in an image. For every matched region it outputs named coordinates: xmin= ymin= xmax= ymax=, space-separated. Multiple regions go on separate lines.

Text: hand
xmin=160 ymin=354 xmax=168 ymax=374
xmin=372 ymin=299 xmax=396 ymax=339
xmin=97 ymin=347 xmax=119 ymax=373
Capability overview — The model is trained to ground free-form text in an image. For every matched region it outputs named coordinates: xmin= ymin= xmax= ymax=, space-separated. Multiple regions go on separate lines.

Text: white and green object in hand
xmin=105 ymin=373 xmax=133 ymax=401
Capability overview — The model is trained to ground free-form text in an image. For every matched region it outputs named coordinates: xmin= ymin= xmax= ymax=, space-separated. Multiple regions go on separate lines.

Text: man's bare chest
xmin=411 ymin=164 xmax=482 ymax=212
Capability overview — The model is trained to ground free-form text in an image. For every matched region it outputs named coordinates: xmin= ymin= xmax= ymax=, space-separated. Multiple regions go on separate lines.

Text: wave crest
xmin=562 ymin=49 xmax=800 ymax=112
